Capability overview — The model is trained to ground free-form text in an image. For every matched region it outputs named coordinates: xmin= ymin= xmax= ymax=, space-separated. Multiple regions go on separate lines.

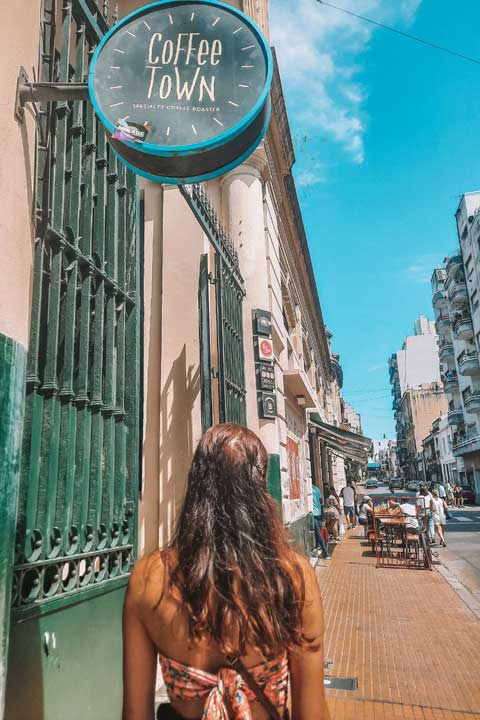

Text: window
xmin=472 ymin=290 xmax=479 ymax=312
xmin=465 ymin=254 xmax=473 ymax=277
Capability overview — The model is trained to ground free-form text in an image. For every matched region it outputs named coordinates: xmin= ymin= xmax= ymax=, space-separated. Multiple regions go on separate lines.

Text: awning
xmin=309 ymin=413 xmax=372 ymax=464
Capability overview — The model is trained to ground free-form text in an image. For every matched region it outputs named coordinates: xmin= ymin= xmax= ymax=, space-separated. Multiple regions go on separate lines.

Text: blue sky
xmin=270 ymin=0 xmax=480 ymax=440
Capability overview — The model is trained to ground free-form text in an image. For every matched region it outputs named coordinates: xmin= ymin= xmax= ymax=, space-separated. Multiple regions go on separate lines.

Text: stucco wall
xmin=0 ymin=0 xmax=39 ymax=348
xmin=158 ymin=187 xmax=205 ymax=547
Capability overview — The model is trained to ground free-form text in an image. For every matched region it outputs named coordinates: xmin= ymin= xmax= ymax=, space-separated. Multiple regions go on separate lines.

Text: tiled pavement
xmin=317 ymin=528 xmax=480 ymax=719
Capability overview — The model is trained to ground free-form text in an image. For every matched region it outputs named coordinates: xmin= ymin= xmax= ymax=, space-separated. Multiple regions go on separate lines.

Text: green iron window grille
xmin=13 ymin=0 xmax=140 ymax=617
xmin=182 ymin=184 xmax=247 ymax=429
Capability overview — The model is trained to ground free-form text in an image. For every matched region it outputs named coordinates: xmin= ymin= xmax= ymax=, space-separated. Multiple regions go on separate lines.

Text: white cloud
xmin=270 ymin=0 xmax=422 ymax=165
xmin=404 ymin=253 xmax=440 ymax=284
xmin=296 ymin=162 xmax=330 ymax=187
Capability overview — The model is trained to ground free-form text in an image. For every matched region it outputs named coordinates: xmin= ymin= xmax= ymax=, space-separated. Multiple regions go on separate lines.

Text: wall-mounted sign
xmin=257 ymin=337 xmax=274 ymax=362
xmin=88 ymin=0 xmax=273 ymax=183
xmin=258 ymin=392 xmax=277 ymax=420
xmin=253 ymin=308 xmax=272 ymax=336
xmin=256 ymin=362 xmax=275 ymax=392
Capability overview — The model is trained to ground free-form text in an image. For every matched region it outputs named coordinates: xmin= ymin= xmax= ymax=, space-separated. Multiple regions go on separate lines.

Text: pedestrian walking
xmin=431 ymin=489 xmax=448 ymax=547
xmin=454 ymin=484 xmax=465 ymax=507
xmin=340 ymin=482 xmax=356 ymax=529
xmin=122 ymin=424 xmax=331 ymax=720
xmin=325 ymin=496 xmax=341 ymax=542
xmin=312 ymin=483 xmax=330 ymax=560
xmin=445 ymin=480 xmax=454 ymax=507
xmin=417 ymin=486 xmax=435 ymax=543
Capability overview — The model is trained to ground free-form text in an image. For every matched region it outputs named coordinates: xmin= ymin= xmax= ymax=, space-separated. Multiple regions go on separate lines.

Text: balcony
xmin=458 ymin=350 xmax=480 ymax=376
xmin=330 ymin=353 xmax=343 ymax=389
xmin=448 ymin=408 xmax=464 ymax=426
xmin=446 ymin=253 xmax=462 ymax=278
xmin=463 ymin=390 xmax=480 ymax=414
xmin=432 ymin=289 xmax=447 ymax=309
xmin=448 ymin=281 xmax=468 ymax=307
xmin=442 ymin=370 xmax=459 ymax=393
xmin=439 ymin=341 xmax=454 ymax=362
xmin=435 ymin=314 xmax=451 ymax=335
xmin=453 ymin=314 xmax=474 ymax=341
xmin=453 ymin=426 xmax=480 ymax=456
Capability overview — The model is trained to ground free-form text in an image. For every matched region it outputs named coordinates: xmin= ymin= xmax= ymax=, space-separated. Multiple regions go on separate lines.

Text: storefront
xmin=1 ymin=1 xmax=357 ymax=717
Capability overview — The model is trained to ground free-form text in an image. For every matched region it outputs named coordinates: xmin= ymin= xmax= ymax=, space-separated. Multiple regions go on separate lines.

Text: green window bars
xmin=13 ymin=0 xmax=140 ymax=616
xmin=182 ymin=184 xmax=247 ymax=430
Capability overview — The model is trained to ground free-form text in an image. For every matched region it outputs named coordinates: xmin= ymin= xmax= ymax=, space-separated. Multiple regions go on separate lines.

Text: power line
xmin=316 ymin=0 xmax=480 ymax=66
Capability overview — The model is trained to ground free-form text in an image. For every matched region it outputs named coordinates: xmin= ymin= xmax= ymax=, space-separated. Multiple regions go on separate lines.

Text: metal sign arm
xmin=15 ymin=66 xmax=89 ymax=121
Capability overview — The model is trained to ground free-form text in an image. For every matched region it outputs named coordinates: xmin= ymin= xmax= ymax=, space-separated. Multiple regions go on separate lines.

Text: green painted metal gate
xmin=182 ymin=184 xmax=247 ymax=429
xmin=6 ymin=2 xmax=140 ymax=717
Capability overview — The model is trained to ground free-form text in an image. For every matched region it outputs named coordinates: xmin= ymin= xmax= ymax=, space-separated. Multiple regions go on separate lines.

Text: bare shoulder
xmin=125 ymin=550 xmax=168 ymax=611
xmin=290 ymin=553 xmax=324 ymax=649
xmin=292 ymin=551 xmax=318 ymax=586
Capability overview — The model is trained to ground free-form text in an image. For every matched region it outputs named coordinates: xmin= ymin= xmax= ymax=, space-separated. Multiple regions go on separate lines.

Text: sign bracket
xmin=15 ymin=66 xmax=89 ymax=122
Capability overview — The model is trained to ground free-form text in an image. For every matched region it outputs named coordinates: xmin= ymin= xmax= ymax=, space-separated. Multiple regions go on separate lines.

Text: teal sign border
xmin=88 ymin=0 xmax=273 ymax=183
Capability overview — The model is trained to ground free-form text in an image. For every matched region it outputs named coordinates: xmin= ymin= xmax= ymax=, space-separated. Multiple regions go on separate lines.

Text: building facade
xmin=400 ymin=384 xmax=448 ymax=482
xmin=421 ymin=413 xmax=462 ymax=488
xmin=430 ymin=191 xmax=480 ymax=501
xmin=389 ymin=316 xmax=445 ymax=479
xmin=343 ymin=401 xmax=362 ymax=434
xmin=370 ymin=439 xmax=399 ymax=478
xmin=0 ymin=1 xmax=371 ymax=717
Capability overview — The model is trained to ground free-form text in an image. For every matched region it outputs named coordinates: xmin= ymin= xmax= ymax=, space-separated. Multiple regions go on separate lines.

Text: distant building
xmin=422 ymin=413 xmax=463 ymax=488
xmin=343 ymin=401 xmax=362 ymax=434
xmin=390 ymin=315 xmax=441 ymax=397
xmin=389 ymin=316 xmax=446 ymax=480
xmin=401 ymin=385 xmax=448 ymax=482
xmin=370 ymin=438 xmax=398 ymax=477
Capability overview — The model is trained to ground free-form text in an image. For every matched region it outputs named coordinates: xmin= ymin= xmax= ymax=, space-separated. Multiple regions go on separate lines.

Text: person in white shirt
xmin=388 ymin=497 xmax=419 ymax=529
xmin=431 ymin=489 xmax=447 ymax=546
xmin=340 ymin=483 xmax=356 ymax=530
xmin=416 ymin=486 xmax=435 ymax=543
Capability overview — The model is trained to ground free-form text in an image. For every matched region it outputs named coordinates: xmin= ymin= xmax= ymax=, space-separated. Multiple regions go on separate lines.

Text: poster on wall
xmin=287 ymin=436 xmax=300 ymax=500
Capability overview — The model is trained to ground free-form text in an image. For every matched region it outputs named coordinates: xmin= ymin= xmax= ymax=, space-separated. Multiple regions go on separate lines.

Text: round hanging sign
xmin=88 ymin=0 xmax=273 ymax=183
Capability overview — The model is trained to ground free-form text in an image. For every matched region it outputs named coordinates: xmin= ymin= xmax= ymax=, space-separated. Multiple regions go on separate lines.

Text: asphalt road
xmin=358 ymin=482 xmax=480 ymax=605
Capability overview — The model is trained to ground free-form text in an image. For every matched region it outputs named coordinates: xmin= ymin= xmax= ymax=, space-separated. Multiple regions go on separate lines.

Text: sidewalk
xmin=318 ymin=528 xmax=480 ymax=719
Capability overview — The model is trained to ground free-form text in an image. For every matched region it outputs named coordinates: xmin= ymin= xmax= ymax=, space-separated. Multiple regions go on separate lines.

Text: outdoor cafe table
xmin=374 ymin=515 xmax=413 ymax=568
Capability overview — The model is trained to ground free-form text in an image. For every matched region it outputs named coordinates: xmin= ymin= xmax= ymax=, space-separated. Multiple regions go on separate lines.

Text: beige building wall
xmin=408 ymin=387 xmax=449 ymax=453
xmin=138 ymin=182 xmax=163 ymax=555
xmin=0 ymin=1 xmax=40 ymax=348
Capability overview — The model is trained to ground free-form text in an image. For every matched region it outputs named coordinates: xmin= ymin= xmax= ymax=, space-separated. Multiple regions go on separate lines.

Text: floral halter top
xmin=158 ymin=652 xmax=288 ymax=719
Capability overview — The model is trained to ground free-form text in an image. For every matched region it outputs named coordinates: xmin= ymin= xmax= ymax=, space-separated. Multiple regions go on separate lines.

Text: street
xmin=358 ymin=483 xmax=480 ymax=614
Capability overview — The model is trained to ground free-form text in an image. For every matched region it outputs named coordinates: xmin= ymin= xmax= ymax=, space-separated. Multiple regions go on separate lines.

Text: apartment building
xmin=422 ymin=413 xmax=462 ymax=487
xmin=400 ymin=385 xmax=448 ymax=482
xmin=430 ymin=191 xmax=480 ymax=501
xmin=389 ymin=316 xmax=445 ymax=479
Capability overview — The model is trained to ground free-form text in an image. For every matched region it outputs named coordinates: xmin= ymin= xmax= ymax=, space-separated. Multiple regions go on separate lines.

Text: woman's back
xmin=122 ymin=424 xmax=331 ymax=720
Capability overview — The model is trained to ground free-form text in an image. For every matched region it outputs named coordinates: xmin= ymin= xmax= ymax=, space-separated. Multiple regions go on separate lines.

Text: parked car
xmin=365 ymin=477 xmax=378 ymax=489
xmin=460 ymin=488 xmax=476 ymax=504
xmin=390 ymin=477 xmax=404 ymax=489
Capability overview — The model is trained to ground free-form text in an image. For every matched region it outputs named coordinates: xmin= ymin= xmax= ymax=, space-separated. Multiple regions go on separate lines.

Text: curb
xmin=435 ymin=562 xmax=480 ymax=621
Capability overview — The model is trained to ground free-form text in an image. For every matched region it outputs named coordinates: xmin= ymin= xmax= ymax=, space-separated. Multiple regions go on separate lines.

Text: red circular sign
xmin=260 ymin=339 xmax=273 ymax=358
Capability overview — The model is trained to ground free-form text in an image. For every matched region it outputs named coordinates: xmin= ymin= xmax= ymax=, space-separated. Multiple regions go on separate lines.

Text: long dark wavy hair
xmin=166 ymin=423 xmax=307 ymax=658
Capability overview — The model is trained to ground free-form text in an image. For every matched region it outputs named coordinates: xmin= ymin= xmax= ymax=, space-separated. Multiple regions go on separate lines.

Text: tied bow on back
xmin=202 ymin=667 xmax=253 ymax=720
